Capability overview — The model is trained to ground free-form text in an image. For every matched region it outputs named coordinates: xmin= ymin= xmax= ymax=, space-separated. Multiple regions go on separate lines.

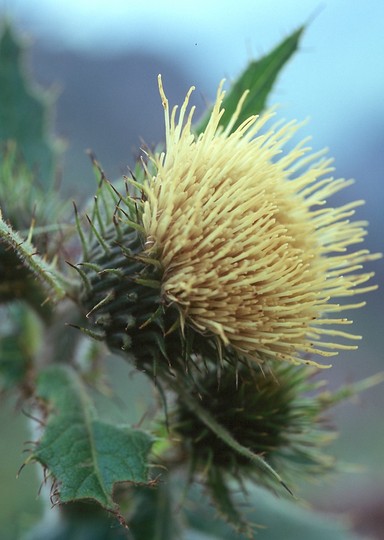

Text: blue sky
xmin=7 ymin=2 xmax=384 ymax=81
xmin=2 ymin=0 xmax=382 ymax=229
xmin=4 ymin=1 xmax=384 ymax=150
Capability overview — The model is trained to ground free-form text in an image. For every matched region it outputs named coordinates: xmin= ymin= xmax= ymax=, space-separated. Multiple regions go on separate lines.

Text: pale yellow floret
xmin=141 ymin=75 xmax=381 ymax=367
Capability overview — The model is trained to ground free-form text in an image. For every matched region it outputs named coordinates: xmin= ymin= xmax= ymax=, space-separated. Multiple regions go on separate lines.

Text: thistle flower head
xmin=141 ymin=76 xmax=379 ymax=367
xmin=171 ymin=364 xmax=336 ymax=484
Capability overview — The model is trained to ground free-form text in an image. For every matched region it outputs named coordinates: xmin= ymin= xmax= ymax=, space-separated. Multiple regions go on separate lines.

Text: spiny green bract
xmin=71 ymin=160 xmax=229 ymax=379
xmin=171 ymin=363 xmax=336 ymax=483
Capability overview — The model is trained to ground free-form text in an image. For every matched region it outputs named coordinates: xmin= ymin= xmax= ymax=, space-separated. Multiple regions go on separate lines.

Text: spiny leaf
xmin=196 ymin=26 xmax=304 ymax=134
xmin=0 ymin=23 xmax=60 ymax=187
xmin=31 ymin=365 xmax=154 ymax=511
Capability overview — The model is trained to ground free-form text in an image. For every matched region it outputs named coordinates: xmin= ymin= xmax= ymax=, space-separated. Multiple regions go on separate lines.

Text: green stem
xmin=0 ymin=210 xmax=68 ymax=301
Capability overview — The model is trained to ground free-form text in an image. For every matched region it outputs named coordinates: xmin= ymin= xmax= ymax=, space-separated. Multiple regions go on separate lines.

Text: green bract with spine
xmin=74 ymin=176 xmax=222 ymax=379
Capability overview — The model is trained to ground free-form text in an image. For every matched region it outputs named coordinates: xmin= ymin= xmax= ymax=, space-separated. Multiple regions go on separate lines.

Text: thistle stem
xmin=0 ymin=210 xmax=68 ymax=301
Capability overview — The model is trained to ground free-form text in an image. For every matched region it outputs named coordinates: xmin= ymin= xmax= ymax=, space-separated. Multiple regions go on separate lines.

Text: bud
xmin=170 ymin=363 xmax=336 ymax=486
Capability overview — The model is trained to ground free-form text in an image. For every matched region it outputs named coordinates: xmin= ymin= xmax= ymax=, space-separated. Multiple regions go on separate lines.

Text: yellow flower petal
xmin=142 ymin=75 xmax=380 ymax=367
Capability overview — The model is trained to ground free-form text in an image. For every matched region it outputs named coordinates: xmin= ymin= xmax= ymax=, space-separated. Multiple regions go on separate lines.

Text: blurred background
xmin=0 ymin=0 xmax=383 ymax=538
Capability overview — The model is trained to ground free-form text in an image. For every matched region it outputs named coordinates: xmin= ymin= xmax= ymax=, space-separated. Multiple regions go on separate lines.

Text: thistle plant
xmin=0 ymin=22 xmax=381 ymax=540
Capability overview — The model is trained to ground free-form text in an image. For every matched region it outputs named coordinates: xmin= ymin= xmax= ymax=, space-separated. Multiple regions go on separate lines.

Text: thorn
xmin=124 ymin=174 xmax=131 ymax=197
xmin=73 ymin=201 xmax=89 ymax=260
xmin=107 ymin=179 xmax=124 ymax=200
xmin=139 ymin=304 xmax=163 ymax=329
xmin=16 ymin=462 xmax=27 ymax=479
xmin=281 ymin=480 xmax=295 ymax=498
xmin=117 ymin=242 xmax=133 ymax=258
xmin=86 ymin=291 xmax=115 ymax=318
xmin=66 ymin=260 xmax=92 ymax=294
xmin=86 ymin=149 xmax=107 ymax=188
xmin=93 ymin=195 xmax=105 ymax=236
xmin=86 ymin=214 xmax=110 ymax=255
xmin=116 ymin=205 xmax=130 ymax=221
xmin=113 ymin=204 xmax=124 ymax=242
xmin=66 ymin=323 xmax=106 ymax=341
xmin=78 ymin=261 xmax=102 ymax=273
xmin=21 ymin=408 xmax=45 ymax=426
xmin=26 ymin=215 xmax=36 ymax=244
xmin=98 ymin=267 xmax=124 ymax=278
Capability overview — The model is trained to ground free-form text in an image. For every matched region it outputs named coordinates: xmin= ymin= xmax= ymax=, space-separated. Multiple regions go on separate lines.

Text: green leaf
xmin=128 ymin=480 xmax=182 ymax=540
xmin=31 ymin=365 xmax=154 ymax=511
xmin=0 ymin=331 xmax=30 ymax=390
xmin=196 ymin=26 xmax=304 ymax=134
xmin=0 ymin=23 xmax=59 ymax=187
xmin=23 ymin=502 xmax=132 ymax=540
xmin=0 ymin=141 xmax=66 ymax=233
xmin=0 ymin=303 xmax=41 ymax=391
xmin=185 ymin=483 xmax=365 ymax=540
